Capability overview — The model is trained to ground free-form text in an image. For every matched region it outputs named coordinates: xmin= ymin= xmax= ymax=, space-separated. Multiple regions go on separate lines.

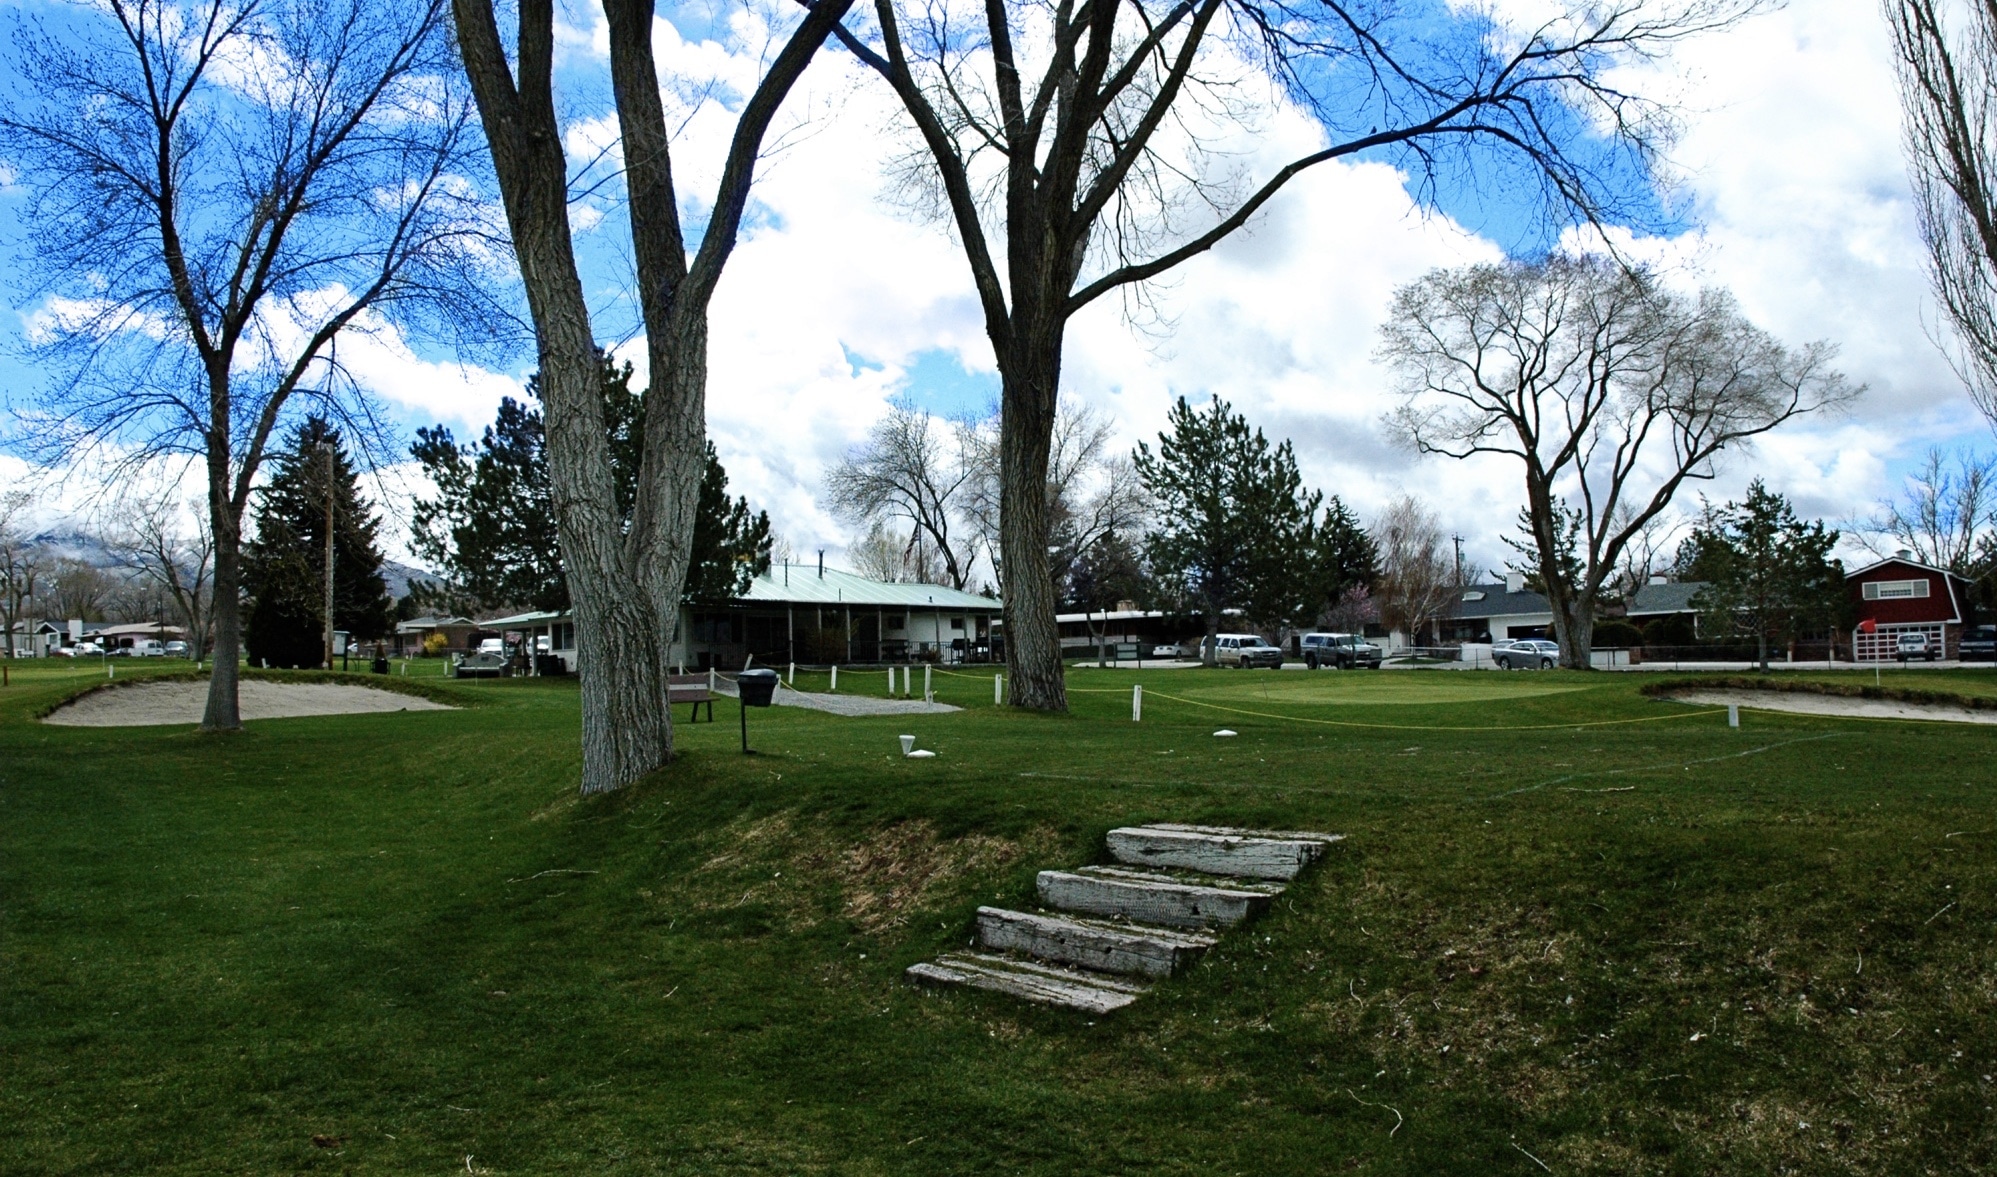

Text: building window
xmin=1863 ymin=579 xmax=1930 ymax=600
xmin=951 ymin=616 xmax=965 ymax=630
xmin=885 ymin=613 xmax=906 ymax=630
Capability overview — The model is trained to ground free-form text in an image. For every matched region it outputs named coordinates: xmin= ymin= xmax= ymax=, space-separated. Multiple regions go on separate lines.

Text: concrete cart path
xmin=710 ymin=677 xmax=960 ymax=716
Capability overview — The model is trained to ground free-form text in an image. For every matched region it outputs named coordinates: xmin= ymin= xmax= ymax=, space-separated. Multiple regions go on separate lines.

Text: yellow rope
xmin=1138 ymin=688 xmax=1728 ymax=732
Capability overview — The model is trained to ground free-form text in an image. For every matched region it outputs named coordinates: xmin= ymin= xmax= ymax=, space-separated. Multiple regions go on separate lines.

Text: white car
xmin=1895 ymin=632 xmax=1935 ymax=662
xmin=1150 ymin=643 xmax=1184 ymax=658
xmin=477 ymin=637 xmax=506 ymax=658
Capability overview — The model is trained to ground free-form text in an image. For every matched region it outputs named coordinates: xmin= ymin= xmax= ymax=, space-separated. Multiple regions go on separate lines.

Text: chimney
xmin=1895 ymin=549 xmax=1914 ymax=561
xmin=1505 ymin=571 xmax=1525 ymax=594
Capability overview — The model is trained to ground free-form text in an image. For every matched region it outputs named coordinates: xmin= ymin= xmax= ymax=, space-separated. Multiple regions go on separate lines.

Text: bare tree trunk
xmin=998 ymin=345 xmax=1066 ymax=709
xmin=202 ymin=485 xmax=243 ymax=732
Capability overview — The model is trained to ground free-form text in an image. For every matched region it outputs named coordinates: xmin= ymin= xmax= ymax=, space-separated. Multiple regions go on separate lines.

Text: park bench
xmin=667 ymin=672 xmax=714 ymax=723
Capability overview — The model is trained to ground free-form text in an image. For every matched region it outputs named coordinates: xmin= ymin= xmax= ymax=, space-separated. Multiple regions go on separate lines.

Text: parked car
xmin=1895 ymin=632 xmax=1935 ymax=662
xmin=477 ymin=637 xmax=506 ymax=658
xmin=1495 ymin=639 xmax=1561 ymax=670
xmin=128 ymin=639 xmax=165 ymax=657
xmin=1961 ymin=625 xmax=1997 ymax=662
xmin=1151 ymin=643 xmax=1185 ymax=659
xmin=67 ymin=641 xmax=103 ymax=657
xmin=1299 ymin=632 xmax=1382 ymax=670
xmin=1214 ymin=633 xmax=1284 ymax=669
xmin=164 ymin=641 xmax=190 ymax=658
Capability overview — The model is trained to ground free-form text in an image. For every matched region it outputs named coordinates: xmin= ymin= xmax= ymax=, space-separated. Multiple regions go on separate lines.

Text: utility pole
xmin=1452 ymin=535 xmax=1465 ymax=587
xmin=321 ymin=440 xmax=336 ymax=671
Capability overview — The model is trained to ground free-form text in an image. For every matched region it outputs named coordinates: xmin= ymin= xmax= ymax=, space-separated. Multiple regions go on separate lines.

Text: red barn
xmin=1846 ymin=553 xmax=1972 ymax=661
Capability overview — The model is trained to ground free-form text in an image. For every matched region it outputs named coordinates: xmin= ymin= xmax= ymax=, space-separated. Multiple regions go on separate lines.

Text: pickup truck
xmin=1958 ymin=625 xmax=1995 ymax=661
xmin=1299 ymin=632 xmax=1382 ymax=669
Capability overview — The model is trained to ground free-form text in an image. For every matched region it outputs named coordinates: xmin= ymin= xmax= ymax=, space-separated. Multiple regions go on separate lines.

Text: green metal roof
xmin=743 ymin=566 xmax=999 ymax=610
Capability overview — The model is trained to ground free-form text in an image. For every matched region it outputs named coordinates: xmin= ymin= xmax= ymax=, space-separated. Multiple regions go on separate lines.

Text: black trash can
xmin=735 ymin=668 xmax=779 ymax=754
xmin=737 ymin=669 xmax=779 ymax=707
xmin=371 ymin=656 xmax=390 ymax=675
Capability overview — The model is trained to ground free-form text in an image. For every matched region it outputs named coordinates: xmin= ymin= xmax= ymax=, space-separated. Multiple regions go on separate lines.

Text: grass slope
xmin=2 ymin=661 xmax=1994 ymax=1174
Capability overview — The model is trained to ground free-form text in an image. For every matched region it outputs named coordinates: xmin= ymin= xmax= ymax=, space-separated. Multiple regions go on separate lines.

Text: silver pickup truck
xmin=1299 ymin=632 xmax=1382 ymax=669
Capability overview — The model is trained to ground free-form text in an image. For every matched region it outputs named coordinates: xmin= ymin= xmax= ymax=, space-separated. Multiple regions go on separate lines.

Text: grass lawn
xmin=3 ymin=660 xmax=1994 ymax=1174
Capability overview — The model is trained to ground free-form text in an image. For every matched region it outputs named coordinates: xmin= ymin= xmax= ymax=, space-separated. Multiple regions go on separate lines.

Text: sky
xmin=0 ymin=0 xmax=1986 ymax=584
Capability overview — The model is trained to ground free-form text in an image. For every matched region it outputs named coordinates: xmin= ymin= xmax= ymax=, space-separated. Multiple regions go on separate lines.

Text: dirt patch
xmin=833 ymin=820 xmax=1026 ymax=933
xmin=43 ymin=680 xmax=455 ymax=727
xmin=1664 ymin=688 xmax=1997 ymax=725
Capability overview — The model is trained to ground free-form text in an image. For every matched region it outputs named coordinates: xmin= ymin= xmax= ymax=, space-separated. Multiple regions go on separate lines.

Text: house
xmin=1847 ymin=553 xmax=1972 ymax=661
xmin=5 ymin=620 xmax=66 ymax=657
xmin=486 ymin=566 xmax=1004 ymax=674
xmin=1050 ymin=606 xmax=1205 ymax=657
xmin=92 ymin=622 xmax=186 ymax=651
xmin=392 ymin=615 xmax=479 ymax=658
xmin=1439 ymin=575 xmax=1553 ymax=643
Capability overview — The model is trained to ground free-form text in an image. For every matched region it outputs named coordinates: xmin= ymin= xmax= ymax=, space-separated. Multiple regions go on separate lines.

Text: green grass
xmin=3 ymin=661 xmax=1995 ymax=1174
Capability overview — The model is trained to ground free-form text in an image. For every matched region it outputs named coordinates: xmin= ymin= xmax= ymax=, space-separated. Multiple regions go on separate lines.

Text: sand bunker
xmin=44 ymin=681 xmax=456 ymax=727
xmin=1668 ymin=688 xmax=1997 ymax=725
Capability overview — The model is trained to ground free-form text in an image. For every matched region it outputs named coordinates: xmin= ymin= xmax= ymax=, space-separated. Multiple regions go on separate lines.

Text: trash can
xmin=371 ymin=656 xmax=390 ymax=675
xmin=737 ymin=668 xmax=779 ymax=707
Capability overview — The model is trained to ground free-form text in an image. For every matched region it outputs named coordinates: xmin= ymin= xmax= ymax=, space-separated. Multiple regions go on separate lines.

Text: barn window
xmin=1863 ymin=579 xmax=1930 ymax=600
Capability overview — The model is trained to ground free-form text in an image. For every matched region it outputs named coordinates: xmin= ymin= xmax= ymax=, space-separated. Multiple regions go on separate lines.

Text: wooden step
xmin=906 ymin=952 xmax=1148 ymax=1013
xmin=1036 ymin=866 xmax=1277 ymax=929
xmin=974 ymin=906 xmax=1217 ymax=978
xmin=1108 ymin=824 xmax=1341 ymax=881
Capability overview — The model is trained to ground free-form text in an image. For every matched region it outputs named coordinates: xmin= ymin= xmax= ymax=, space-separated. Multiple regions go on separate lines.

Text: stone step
xmin=974 ymin=906 xmax=1218 ymax=978
xmin=1108 ymin=824 xmax=1342 ymax=881
xmin=906 ymin=952 xmax=1148 ymax=1013
xmin=1037 ymin=866 xmax=1277 ymax=929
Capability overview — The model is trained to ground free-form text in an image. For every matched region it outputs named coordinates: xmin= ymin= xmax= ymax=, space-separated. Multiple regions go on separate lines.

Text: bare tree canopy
xmin=825 ymin=404 xmax=980 ymax=589
xmin=1866 ymin=446 xmax=1995 ymax=571
xmin=1381 ymin=254 xmax=1855 ymax=667
xmin=452 ymin=0 xmax=855 ymax=792
xmin=1372 ymin=495 xmax=1455 ymax=647
xmin=829 ymin=0 xmax=1759 ymax=709
xmin=0 ymin=0 xmax=498 ymax=728
xmin=1886 ymin=0 xmax=1997 ymax=429
xmin=0 ymin=493 xmax=44 ymax=658
xmin=961 ymin=400 xmax=1150 ymax=594
xmin=106 ymin=491 xmax=217 ymax=664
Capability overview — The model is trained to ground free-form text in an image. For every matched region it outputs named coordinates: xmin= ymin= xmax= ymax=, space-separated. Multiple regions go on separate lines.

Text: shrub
xmin=1642 ymin=615 xmax=1696 ymax=646
xmin=1591 ymin=620 xmax=1643 ymax=648
xmin=422 ymin=632 xmax=449 ymax=657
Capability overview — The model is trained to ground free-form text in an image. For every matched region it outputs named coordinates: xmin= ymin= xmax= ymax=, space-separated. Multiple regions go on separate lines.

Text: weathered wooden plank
xmin=975 ymin=906 xmax=1217 ymax=978
xmin=906 ymin=953 xmax=1146 ymax=1013
xmin=1143 ymin=822 xmax=1346 ymax=845
xmin=1037 ymin=868 xmax=1273 ymax=929
xmin=1107 ymin=826 xmax=1334 ymax=881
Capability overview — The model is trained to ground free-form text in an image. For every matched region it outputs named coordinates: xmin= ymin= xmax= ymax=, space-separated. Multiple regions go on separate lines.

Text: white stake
xmin=924 ymin=665 xmax=932 ymax=699
xmin=1133 ymin=683 xmax=1143 ymax=722
xmin=830 ymin=665 xmax=838 ymax=691
xmin=787 ymin=662 xmax=794 ymax=685
xmin=709 ymin=666 xmax=717 ymax=692
xmin=994 ymin=673 xmax=1002 ymax=705
xmin=1728 ymin=704 xmax=1739 ymax=729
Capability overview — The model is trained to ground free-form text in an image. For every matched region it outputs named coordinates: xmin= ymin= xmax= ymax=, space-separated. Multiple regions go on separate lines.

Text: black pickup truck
xmin=1961 ymin=624 xmax=1997 ymax=662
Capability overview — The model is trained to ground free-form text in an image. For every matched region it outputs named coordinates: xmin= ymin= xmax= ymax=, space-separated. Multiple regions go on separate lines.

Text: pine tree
xmin=243 ymin=418 xmax=393 ymax=668
xmin=412 ymin=352 xmax=767 ymax=610
xmin=1680 ymin=480 xmax=1845 ymax=670
xmin=1133 ymin=397 xmax=1321 ymax=657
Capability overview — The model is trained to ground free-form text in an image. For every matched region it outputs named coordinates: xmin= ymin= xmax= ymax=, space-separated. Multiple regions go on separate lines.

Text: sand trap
xmin=1668 ymin=688 xmax=1997 ymax=725
xmin=44 ymin=681 xmax=456 ymax=727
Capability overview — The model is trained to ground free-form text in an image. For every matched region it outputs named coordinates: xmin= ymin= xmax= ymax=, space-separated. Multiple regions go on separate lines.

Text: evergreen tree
xmin=1133 ymin=397 xmax=1320 ymax=658
xmin=1301 ymin=497 xmax=1378 ymax=627
xmin=243 ymin=418 xmax=393 ymax=668
xmin=1679 ymin=480 xmax=1845 ymax=670
xmin=1064 ymin=529 xmax=1152 ymax=611
xmin=412 ymin=352 xmax=767 ymax=609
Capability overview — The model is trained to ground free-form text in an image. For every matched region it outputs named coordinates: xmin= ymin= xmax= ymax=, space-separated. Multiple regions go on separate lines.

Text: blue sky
xmin=0 ymin=0 xmax=1986 ymax=578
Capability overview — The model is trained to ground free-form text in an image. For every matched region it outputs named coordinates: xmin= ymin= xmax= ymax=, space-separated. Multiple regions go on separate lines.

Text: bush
xmin=422 ymin=632 xmax=449 ymax=657
xmin=1592 ymin=620 xmax=1644 ymax=649
xmin=1642 ymin=614 xmax=1696 ymax=646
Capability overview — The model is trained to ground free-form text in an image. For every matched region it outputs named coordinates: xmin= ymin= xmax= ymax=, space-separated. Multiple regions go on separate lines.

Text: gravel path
xmin=44 ymin=681 xmax=455 ymax=727
xmin=1666 ymin=688 xmax=1997 ymax=725
xmin=712 ymin=679 xmax=960 ymax=716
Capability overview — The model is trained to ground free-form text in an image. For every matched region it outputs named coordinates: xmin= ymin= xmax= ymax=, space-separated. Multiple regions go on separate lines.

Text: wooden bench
xmin=667 ymin=672 xmax=714 ymax=723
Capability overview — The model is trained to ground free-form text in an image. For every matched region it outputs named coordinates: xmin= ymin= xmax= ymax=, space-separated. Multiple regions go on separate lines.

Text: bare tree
xmin=45 ymin=558 xmax=117 ymax=625
xmin=110 ymin=494 xmax=217 ymax=662
xmin=1372 ymin=496 xmax=1454 ymax=649
xmin=1605 ymin=504 xmax=1680 ymax=602
xmin=961 ymin=401 xmax=1150 ymax=592
xmin=1886 ymin=0 xmax=1997 ymax=429
xmin=826 ymin=404 xmax=979 ymax=587
xmin=2 ymin=0 xmax=496 ymax=728
xmin=1866 ymin=446 xmax=1995 ymax=570
xmin=830 ymin=0 xmax=1755 ymax=708
xmin=0 ymin=493 xmax=43 ymax=657
xmin=452 ymin=0 xmax=856 ymax=792
xmin=1381 ymin=255 xmax=1854 ymax=667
